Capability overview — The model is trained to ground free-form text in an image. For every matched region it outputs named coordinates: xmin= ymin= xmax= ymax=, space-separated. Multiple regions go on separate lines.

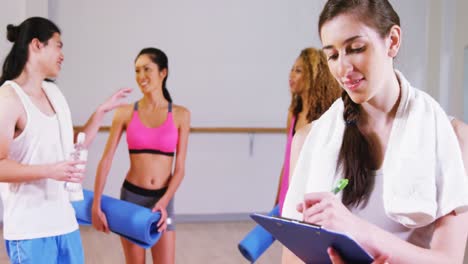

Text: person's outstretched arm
xmin=77 ymin=88 xmax=132 ymax=148
xmin=275 ymin=111 xmax=293 ymax=205
xmin=91 ymin=105 xmax=131 ymax=233
xmin=151 ymin=106 xmax=191 ymax=213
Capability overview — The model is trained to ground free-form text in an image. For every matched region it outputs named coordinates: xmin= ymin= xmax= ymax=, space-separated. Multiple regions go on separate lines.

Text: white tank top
xmin=349 ymin=170 xmax=434 ymax=248
xmin=0 ymin=81 xmax=78 ymax=240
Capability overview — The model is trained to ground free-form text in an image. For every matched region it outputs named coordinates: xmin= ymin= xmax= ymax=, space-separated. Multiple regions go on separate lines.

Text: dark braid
xmin=338 ymin=91 xmax=374 ymax=206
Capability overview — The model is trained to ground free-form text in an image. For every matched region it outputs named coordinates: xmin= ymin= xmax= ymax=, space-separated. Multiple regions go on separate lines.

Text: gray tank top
xmin=348 ymin=170 xmax=435 ymax=248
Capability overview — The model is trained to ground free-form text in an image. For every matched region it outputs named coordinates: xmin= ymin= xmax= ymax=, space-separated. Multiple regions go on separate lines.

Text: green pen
xmin=331 ymin=179 xmax=349 ymax=194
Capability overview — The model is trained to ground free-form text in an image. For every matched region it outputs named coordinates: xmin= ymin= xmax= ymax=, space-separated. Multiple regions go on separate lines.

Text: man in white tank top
xmin=0 ymin=17 xmax=131 ymax=264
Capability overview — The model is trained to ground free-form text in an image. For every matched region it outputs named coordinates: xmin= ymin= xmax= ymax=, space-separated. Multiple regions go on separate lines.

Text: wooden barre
xmin=73 ymin=126 xmax=286 ymax=134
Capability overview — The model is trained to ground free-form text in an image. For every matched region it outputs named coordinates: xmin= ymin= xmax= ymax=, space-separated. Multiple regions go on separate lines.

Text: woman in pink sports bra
xmin=91 ymin=48 xmax=190 ymax=264
xmin=275 ymin=47 xmax=341 ymax=213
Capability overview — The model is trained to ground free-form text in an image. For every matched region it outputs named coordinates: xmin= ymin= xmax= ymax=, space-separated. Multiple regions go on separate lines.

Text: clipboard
xmin=251 ymin=213 xmax=373 ymax=264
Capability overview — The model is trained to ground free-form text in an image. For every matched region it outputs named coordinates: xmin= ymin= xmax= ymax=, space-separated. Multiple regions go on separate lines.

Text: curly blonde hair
xmin=289 ymin=47 xmax=341 ymax=122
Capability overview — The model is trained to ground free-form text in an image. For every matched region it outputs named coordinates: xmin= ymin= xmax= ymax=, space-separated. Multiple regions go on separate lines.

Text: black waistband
xmin=129 ymin=149 xmax=175 ymax=156
xmin=123 ymin=180 xmax=168 ymax=197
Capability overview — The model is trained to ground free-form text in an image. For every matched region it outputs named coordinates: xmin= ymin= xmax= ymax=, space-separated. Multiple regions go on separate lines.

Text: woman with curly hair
xmin=275 ymin=47 xmax=341 ymax=213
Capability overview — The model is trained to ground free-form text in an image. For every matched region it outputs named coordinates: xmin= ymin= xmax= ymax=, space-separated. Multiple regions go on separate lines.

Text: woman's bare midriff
xmin=125 ymin=154 xmax=173 ymax=189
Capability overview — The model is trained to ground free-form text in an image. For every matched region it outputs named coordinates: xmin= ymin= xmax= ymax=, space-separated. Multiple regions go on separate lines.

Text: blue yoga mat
xmin=238 ymin=205 xmax=280 ymax=263
xmin=71 ymin=189 xmax=162 ymax=248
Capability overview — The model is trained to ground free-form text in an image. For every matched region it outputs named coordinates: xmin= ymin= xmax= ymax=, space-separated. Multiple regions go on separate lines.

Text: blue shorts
xmin=5 ymin=229 xmax=84 ymax=264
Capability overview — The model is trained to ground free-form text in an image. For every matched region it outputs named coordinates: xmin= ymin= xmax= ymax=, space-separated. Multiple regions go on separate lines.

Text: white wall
xmin=454 ymin=0 xmax=468 ymax=120
xmin=47 ymin=0 xmax=326 ymax=128
xmin=392 ymin=0 xmax=430 ymax=90
xmin=428 ymin=0 xmax=468 ymax=117
xmin=0 ymin=1 xmax=25 ymax=59
xmin=464 ymin=47 xmax=468 ymax=122
xmin=463 ymin=0 xmax=468 ymax=122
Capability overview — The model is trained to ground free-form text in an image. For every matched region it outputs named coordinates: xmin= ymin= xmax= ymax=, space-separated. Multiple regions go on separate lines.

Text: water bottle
xmin=65 ymin=132 xmax=87 ymax=201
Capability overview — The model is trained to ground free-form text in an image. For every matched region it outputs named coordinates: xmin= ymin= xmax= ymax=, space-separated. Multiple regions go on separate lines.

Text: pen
xmin=301 ymin=179 xmax=349 ymax=213
xmin=331 ymin=179 xmax=348 ymax=195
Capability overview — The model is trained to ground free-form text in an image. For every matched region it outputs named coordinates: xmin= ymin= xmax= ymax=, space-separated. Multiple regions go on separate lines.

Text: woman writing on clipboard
xmin=282 ymin=0 xmax=468 ymax=263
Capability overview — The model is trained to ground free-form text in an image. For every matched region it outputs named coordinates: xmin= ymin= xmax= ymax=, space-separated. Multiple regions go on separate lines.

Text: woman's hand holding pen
xmin=297 ymin=179 xmax=389 ymax=264
xmin=295 ymin=179 xmax=361 ymax=234
xmin=297 ymin=193 xmax=385 ymax=263
xmin=296 ymin=192 xmax=362 ymax=235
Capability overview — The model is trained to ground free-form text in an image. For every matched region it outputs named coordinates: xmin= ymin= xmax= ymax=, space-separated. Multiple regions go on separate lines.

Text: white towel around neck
xmin=282 ymin=71 xmax=468 ymax=228
xmin=41 ymin=81 xmax=75 ymax=158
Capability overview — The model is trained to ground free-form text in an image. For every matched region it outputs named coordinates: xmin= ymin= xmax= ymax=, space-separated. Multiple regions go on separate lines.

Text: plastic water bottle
xmin=65 ymin=132 xmax=87 ymax=201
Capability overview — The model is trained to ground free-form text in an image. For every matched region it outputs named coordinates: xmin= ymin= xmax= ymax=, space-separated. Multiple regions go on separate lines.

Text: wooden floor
xmin=0 ymin=221 xmax=282 ymax=264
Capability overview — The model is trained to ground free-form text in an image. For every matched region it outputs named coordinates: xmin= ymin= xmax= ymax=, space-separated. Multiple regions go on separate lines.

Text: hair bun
xmin=6 ymin=24 xmax=19 ymax=43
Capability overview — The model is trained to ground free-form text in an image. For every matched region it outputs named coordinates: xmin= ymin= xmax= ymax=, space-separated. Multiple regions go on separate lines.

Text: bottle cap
xmin=77 ymin=132 xmax=86 ymax=144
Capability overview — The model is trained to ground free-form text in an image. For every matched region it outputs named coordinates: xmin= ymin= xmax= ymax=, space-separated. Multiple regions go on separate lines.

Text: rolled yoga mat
xmin=71 ymin=189 xmax=162 ymax=248
xmin=238 ymin=205 xmax=280 ymax=263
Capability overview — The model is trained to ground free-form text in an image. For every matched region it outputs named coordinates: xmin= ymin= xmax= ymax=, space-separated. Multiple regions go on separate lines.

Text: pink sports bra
xmin=126 ymin=101 xmax=178 ymax=156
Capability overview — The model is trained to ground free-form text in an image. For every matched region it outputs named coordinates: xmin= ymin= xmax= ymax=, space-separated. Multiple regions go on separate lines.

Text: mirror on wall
xmin=464 ymin=46 xmax=468 ymax=122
